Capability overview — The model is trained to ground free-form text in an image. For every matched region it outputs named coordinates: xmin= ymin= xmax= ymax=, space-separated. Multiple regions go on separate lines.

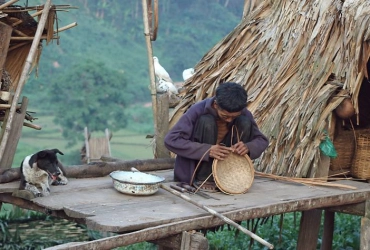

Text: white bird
xmin=153 ymin=56 xmax=172 ymax=83
xmin=156 ymin=81 xmax=169 ymax=93
xmin=182 ymin=68 xmax=195 ymax=81
xmin=159 ymin=79 xmax=178 ymax=95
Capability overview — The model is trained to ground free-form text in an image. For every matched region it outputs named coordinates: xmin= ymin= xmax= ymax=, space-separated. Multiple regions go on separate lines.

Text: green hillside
xmin=11 ymin=0 xmax=244 ymax=165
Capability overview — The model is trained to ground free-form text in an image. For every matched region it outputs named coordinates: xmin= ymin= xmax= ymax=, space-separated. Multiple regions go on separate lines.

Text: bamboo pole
xmin=0 ymin=0 xmax=52 ymax=162
xmin=11 ymin=36 xmax=59 ymax=41
xmin=141 ymin=0 xmax=158 ymax=139
xmin=0 ymin=0 xmax=19 ymax=10
xmin=160 ymin=184 xmax=274 ymax=249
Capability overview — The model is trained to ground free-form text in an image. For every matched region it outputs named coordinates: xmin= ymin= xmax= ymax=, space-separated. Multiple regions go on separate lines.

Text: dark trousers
xmin=193 ymin=114 xmax=252 ymax=181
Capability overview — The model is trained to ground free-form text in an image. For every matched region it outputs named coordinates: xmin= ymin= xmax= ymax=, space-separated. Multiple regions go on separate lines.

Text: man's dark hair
xmin=215 ymin=82 xmax=248 ymax=112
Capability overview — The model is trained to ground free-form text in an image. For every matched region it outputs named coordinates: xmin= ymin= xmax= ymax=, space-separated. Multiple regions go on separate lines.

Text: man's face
xmin=214 ymin=102 xmax=241 ymax=123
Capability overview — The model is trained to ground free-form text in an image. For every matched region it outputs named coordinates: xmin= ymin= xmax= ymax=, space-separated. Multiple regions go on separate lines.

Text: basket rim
xmin=212 ymin=153 xmax=254 ymax=195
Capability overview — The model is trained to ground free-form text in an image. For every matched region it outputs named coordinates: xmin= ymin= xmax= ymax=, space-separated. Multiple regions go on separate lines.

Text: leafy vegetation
xmin=0 ymin=206 xmax=361 ymax=249
xmin=206 ymin=213 xmax=360 ymax=249
xmin=48 ymin=59 xmax=130 ymax=145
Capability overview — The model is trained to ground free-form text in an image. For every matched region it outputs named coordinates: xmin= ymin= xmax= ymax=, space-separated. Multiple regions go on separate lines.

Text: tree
xmin=49 ymin=59 xmax=130 ymax=145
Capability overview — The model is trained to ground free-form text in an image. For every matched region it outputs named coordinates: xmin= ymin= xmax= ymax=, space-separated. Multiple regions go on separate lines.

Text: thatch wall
xmin=170 ymin=0 xmax=370 ymax=177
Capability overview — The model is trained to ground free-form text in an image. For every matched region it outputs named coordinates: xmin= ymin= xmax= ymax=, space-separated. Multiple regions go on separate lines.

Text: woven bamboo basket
xmin=212 ymin=152 xmax=254 ymax=195
xmin=352 ymin=133 xmax=370 ymax=179
xmin=330 ymin=129 xmax=356 ymax=171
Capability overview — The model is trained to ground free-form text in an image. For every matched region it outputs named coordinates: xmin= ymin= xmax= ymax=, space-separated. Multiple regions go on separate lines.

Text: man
xmin=164 ymin=82 xmax=268 ymax=191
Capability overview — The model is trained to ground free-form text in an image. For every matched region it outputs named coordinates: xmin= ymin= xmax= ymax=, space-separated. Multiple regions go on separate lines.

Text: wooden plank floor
xmin=1 ymin=169 xmax=370 ymax=233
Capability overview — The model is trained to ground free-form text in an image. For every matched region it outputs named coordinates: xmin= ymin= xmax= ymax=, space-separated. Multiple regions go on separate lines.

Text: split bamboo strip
xmin=255 ymin=172 xmax=357 ymax=190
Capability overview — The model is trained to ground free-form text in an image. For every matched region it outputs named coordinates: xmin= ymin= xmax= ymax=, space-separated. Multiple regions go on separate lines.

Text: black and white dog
xmin=19 ymin=149 xmax=68 ymax=197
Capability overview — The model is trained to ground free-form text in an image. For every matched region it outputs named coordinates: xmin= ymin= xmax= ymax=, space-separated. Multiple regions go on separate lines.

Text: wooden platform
xmin=1 ymin=170 xmax=370 ymax=249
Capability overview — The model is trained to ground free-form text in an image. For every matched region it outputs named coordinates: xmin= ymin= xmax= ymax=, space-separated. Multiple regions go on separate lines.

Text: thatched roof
xmin=0 ymin=4 xmax=76 ymax=90
xmin=170 ymin=0 xmax=370 ymax=178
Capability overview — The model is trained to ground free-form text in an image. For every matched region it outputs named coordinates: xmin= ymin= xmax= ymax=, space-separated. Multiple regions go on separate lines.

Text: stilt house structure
xmin=2 ymin=1 xmax=370 ymax=249
xmin=0 ymin=1 xmax=76 ymax=168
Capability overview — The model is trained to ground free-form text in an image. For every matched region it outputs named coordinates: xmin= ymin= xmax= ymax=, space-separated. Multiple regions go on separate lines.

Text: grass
xmin=12 ymin=116 xmax=154 ymax=167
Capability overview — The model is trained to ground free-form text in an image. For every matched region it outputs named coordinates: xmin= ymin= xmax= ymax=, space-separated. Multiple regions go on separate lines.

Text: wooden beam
xmin=0 ymin=193 xmax=85 ymax=224
xmin=180 ymin=231 xmax=208 ymax=250
xmin=361 ymin=200 xmax=370 ymax=249
xmin=321 ymin=210 xmax=334 ymax=250
xmin=155 ymin=93 xmax=170 ymax=158
xmin=151 ymin=233 xmax=182 ymax=250
xmin=298 ymin=149 xmax=332 ymax=249
xmin=328 ymin=202 xmax=365 ymax=216
xmin=0 ymin=158 xmax=175 ymax=183
xmin=0 ymin=96 xmax=28 ymax=169
xmin=44 ymin=219 xmax=208 ymax=250
xmin=296 ymin=209 xmax=322 ymax=250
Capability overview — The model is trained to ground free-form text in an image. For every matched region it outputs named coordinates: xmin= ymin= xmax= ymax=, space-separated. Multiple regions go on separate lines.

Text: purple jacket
xmin=164 ymin=97 xmax=269 ymax=184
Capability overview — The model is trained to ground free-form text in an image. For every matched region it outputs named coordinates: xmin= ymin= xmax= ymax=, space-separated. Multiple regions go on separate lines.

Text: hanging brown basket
xmin=330 ymin=129 xmax=356 ymax=171
xmin=352 ymin=132 xmax=370 ymax=179
xmin=212 ymin=152 xmax=254 ymax=195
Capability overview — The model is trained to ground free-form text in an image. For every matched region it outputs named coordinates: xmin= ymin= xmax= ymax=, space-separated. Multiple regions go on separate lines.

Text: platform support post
xmin=297 ymin=209 xmax=322 ymax=250
xmin=321 ymin=210 xmax=335 ymax=250
xmin=154 ymin=231 xmax=208 ymax=250
xmin=361 ymin=200 xmax=370 ymax=249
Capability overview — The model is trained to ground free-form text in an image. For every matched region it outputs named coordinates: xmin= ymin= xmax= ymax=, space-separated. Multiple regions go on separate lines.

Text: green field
xmin=12 ymin=114 xmax=154 ymax=167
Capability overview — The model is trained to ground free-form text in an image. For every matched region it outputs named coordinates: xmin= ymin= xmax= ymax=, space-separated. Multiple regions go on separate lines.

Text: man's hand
xmin=231 ymin=141 xmax=249 ymax=156
xmin=209 ymin=144 xmax=233 ymax=160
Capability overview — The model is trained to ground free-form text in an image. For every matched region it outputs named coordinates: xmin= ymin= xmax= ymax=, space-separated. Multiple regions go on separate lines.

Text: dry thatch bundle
xmin=170 ymin=0 xmax=370 ymax=178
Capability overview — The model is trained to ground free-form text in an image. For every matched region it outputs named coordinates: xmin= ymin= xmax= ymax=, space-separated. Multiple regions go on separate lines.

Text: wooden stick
xmin=54 ymin=22 xmax=77 ymax=33
xmin=12 ymin=29 xmax=30 ymax=37
xmin=8 ymin=42 xmax=30 ymax=52
xmin=23 ymin=122 xmax=41 ymax=130
xmin=255 ymin=172 xmax=357 ymax=190
xmin=160 ymin=184 xmax=274 ymax=249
